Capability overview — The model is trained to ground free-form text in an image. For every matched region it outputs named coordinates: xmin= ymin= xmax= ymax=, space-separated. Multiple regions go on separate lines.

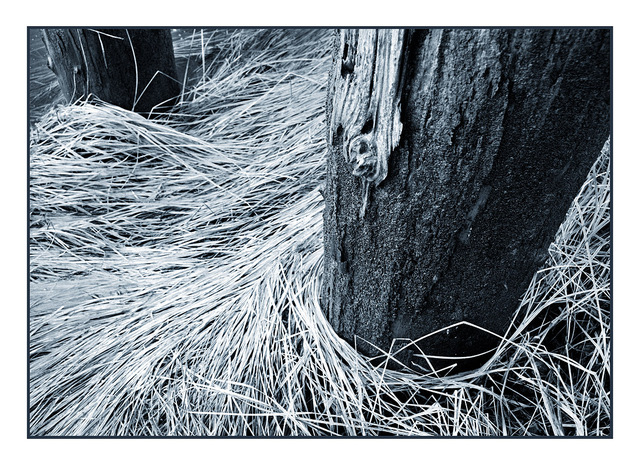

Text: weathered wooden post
xmin=43 ymin=28 xmax=180 ymax=116
xmin=323 ymin=28 xmax=610 ymax=372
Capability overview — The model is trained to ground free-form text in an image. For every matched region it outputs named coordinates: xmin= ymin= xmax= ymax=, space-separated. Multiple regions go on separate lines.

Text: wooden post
xmin=43 ymin=28 xmax=180 ymax=116
xmin=323 ymin=28 xmax=610 ymax=372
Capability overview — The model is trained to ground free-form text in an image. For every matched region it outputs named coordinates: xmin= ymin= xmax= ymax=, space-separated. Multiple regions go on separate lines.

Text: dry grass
xmin=29 ymin=28 xmax=610 ymax=436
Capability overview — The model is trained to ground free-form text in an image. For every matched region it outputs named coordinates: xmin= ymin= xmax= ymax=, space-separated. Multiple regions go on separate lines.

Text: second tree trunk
xmin=43 ymin=28 xmax=180 ymax=116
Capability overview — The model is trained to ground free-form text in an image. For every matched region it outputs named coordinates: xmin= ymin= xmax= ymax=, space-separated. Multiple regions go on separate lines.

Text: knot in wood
xmin=329 ymin=30 xmax=406 ymax=190
xmin=347 ymin=134 xmax=379 ymax=182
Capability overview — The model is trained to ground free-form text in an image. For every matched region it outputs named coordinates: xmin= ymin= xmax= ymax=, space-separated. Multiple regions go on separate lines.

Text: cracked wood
xmin=323 ymin=28 xmax=610 ymax=372
xmin=328 ymin=30 xmax=406 ymax=215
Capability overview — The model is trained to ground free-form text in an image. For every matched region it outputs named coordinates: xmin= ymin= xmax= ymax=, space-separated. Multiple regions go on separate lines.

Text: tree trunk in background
xmin=323 ymin=29 xmax=610 ymax=372
xmin=42 ymin=29 xmax=180 ymax=116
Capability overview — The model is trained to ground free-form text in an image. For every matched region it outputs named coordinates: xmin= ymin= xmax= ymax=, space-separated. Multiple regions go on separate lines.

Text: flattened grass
xmin=29 ymin=29 xmax=610 ymax=436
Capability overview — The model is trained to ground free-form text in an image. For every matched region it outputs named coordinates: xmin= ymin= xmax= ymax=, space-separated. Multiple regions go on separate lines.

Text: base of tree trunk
xmin=323 ymin=29 xmax=610 ymax=373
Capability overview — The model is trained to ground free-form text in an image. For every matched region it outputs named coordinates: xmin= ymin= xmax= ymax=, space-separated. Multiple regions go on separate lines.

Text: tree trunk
xmin=42 ymin=28 xmax=180 ymax=116
xmin=323 ymin=28 xmax=610 ymax=372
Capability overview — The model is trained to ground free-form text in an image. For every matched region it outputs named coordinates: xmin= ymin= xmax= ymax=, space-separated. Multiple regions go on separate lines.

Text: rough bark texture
xmin=323 ymin=28 xmax=610 ymax=371
xmin=42 ymin=29 xmax=180 ymax=116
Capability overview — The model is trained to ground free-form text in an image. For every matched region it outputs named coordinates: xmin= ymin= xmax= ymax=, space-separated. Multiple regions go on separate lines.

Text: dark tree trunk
xmin=42 ymin=28 xmax=180 ymax=116
xmin=323 ymin=29 xmax=610 ymax=372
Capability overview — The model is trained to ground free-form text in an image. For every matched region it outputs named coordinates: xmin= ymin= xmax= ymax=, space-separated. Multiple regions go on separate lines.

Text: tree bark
xmin=323 ymin=28 xmax=610 ymax=372
xmin=42 ymin=29 xmax=180 ymax=116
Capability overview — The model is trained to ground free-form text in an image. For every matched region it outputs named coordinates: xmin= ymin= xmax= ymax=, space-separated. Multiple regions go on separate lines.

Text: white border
xmin=4 ymin=1 xmax=637 ymax=463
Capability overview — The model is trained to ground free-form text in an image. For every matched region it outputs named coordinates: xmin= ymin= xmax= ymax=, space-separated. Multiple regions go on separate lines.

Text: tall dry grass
xmin=29 ymin=28 xmax=610 ymax=436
